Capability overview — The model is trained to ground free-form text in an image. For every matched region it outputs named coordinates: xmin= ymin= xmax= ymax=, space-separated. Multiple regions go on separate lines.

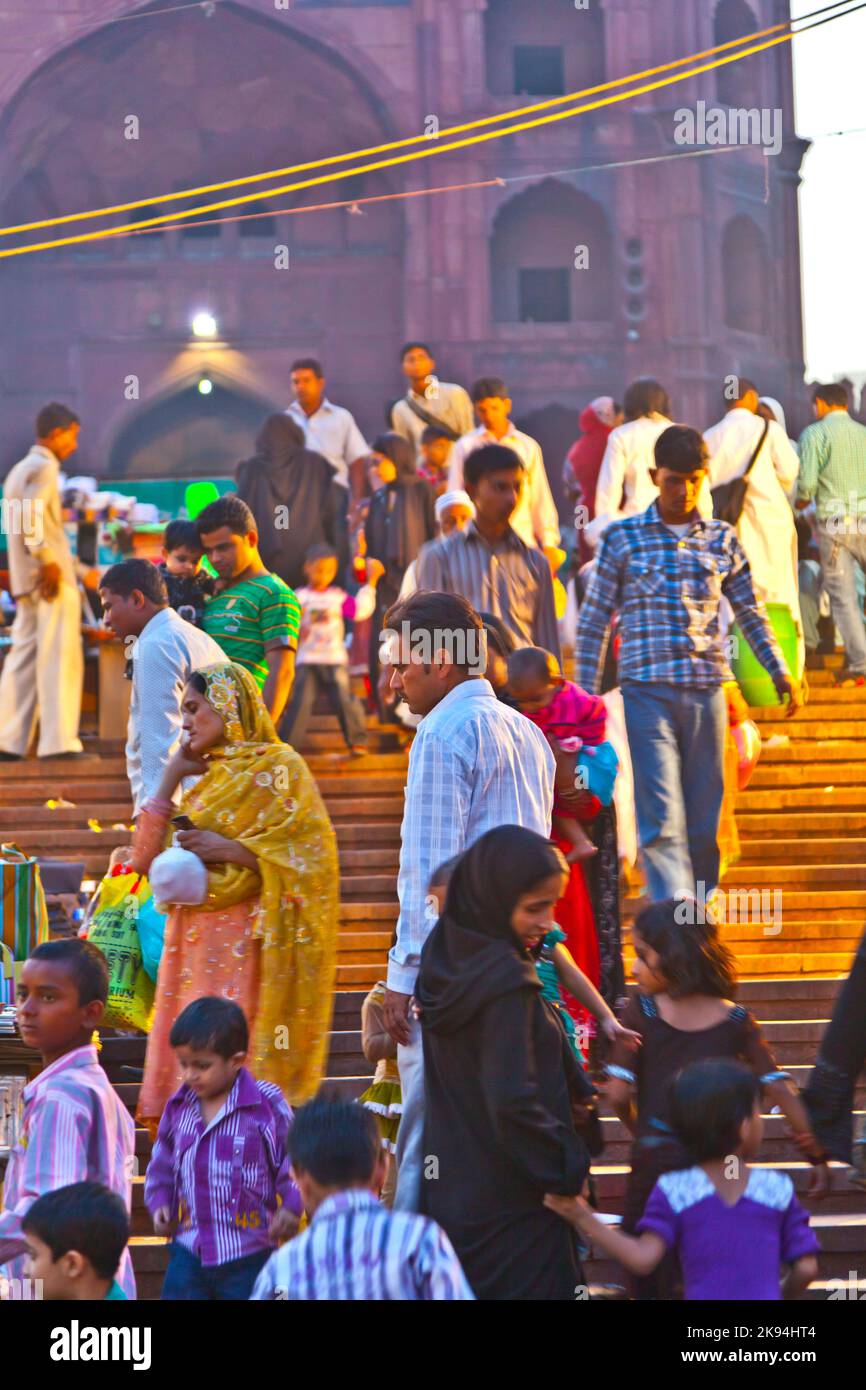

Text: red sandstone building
xmin=0 ymin=0 xmax=807 ymax=508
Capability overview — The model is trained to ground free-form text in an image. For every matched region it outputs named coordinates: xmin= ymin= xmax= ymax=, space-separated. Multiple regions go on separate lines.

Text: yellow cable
xmin=0 ymin=16 xmax=792 ymax=239
xmin=0 ymin=28 xmax=800 ymax=260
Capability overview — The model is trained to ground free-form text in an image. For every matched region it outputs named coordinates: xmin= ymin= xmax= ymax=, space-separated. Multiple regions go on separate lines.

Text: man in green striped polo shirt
xmin=798 ymin=382 xmax=866 ymax=684
xmin=197 ymin=495 xmax=300 ymax=723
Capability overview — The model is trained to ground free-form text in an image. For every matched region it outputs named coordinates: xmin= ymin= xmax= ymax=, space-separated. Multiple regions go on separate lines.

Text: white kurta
xmin=586 ymin=413 xmax=713 ymax=549
xmin=704 ymin=408 xmax=802 ymax=653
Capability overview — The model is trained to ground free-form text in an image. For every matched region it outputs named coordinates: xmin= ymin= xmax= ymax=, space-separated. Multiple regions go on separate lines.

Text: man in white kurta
xmin=0 ymin=405 xmax=85 ymax=759
xmin=586 ymin=410 xmax=714 ymax=549
xmin=704 ymin=382 xmax=802 ymax=656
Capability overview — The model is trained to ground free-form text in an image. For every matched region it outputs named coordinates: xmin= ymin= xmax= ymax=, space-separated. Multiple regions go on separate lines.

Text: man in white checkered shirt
xmin=379 ymin=590 xmax=555 ymax=1212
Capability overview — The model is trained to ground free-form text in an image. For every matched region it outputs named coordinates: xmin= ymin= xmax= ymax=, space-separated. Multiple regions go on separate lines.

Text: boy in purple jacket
xmin=144 ymin=996 xmax=302 ymax=1300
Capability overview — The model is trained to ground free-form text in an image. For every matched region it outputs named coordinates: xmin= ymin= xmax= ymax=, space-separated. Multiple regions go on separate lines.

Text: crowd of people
xmin=1 ymin=351 xmax=866 ymax=1301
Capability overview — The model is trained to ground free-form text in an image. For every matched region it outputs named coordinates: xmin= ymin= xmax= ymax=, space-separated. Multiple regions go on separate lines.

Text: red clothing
xmin=566 ymin=405 xmax=614 ymax=566
xmin=552 ymin=840 xmax=600 ymax=1032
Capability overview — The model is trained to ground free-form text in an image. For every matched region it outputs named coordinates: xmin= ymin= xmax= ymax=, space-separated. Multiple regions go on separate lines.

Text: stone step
xmin=738 ymin=810 xmax=866 ymax=835
xmin=756 ymin=723 xmax=866 ymax=742
xmin=740 ymin=786 xmax=866 ymax=811
xmin=736 ymin=838 xmax=866 ymax=864
xmin=750 ymin=761 xmax=866 ymax=787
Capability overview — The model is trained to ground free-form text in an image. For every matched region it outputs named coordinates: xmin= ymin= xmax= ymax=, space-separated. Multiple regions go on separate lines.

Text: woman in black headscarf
xmin=417 ymin=825 xmax=591 ymax=1300
xmin=364 ymin=431 xmax=435 ymax=717
xmin=235 ymin=414 xmax=348 ymax=590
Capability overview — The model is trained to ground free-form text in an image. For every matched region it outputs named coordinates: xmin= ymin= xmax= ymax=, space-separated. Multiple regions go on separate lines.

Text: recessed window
xmin=518 ymin=267 xmax=570 ymax=323
xmin=513 ymin=46 xmax=565 ymax=96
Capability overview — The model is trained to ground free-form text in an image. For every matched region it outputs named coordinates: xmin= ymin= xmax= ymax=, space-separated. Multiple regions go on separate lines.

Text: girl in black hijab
xmin=364 ymin=431 xmax=435 ymax=717
xmin=417 ymin=825 xmax=591 ymax=1301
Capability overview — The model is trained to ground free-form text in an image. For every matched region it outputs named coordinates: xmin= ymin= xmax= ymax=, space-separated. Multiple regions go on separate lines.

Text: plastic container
xmin=729 ymin=602 xmax=800 ymax=707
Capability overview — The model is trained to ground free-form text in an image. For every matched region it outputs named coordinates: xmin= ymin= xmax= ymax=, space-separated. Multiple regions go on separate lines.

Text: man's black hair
xmin=421 ymin=424 xmax=451 ymax=445
xmin=290 ymin=358 xmax=324 ymax=379
xmin=401 ymin=342 xmax=433 ymax=359
xmin=653 ymin=425 xmax=709 ymax=475
xmin=670 ymin=1059 xmax=760 ymax=1163
xmin=288 ymin=1099 xmax=380 ymax=1185
xmin=470 ymin=376 xmax=509 ymax=403
xmin=813 ymin=382 xmax=848 ymax=409
xmin=463 ymin=443 xmax=524 ymax=488
xmin=196 ymin=494 xmax=256 ymax=540
xmin=28 ymin=939 xmax=109 ymax=1007
xmin=623 ymin=378 xmax=670 ymax=422
xmin=36 ymin=402 xmax=80 ymax=437
xmin=384 ymin=590 xmax=484 ymax=674
xmin=726 ymin=376 xmax=758 ymax=407
xmin=99 ymin=558 xmax=168 ymax=606
xmin=22 ymin=1182 xmax=129 ymax=1281
xmin=169 ymin=996 xmax=249 ymax=1058
xmin=164 ymin=519 xmax=203 ymax=554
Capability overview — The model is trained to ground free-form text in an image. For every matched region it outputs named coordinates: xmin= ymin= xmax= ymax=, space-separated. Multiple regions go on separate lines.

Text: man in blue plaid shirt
xmin=576 ymin=424 xmax=800 ymax=902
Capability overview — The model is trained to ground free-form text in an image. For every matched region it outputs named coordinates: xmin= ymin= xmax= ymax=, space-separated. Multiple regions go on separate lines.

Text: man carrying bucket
xmin=576 ymin=424 xmax=799 ymax=903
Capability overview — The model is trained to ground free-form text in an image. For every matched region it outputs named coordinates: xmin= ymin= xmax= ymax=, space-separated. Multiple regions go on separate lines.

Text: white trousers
xmin=0 ymin=585 xmax=83 ymax=756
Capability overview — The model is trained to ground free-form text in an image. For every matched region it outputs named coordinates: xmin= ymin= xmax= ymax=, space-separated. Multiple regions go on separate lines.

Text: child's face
xmin=174 ymin=1044 xmax=245 ymax=1100
xmin=421 ymin=438 xmax=451 ymax=472
xmin=369 ymin=453 xmax=397 ymax=487
xmin=16 ymin=959 xmax=103 ymax=1061
xmin=510 ymin=872 xmax=568 ymax=950
xmin=304 ymin=556 xmax=338 ymax=590
xmin=22 ymin=1232 xmax=72 ymax=1300
xmin=164 ymin=545 xmax=203 ymax=579
xmin=630 ymin=932 xmax=669 ymax=995
xmin=510 ymin=672 xmax=561 ymax=715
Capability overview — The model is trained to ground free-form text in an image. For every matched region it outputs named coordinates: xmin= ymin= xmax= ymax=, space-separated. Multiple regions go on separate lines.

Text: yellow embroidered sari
xmin=136 ymin=663 xmax=339 ymax=1117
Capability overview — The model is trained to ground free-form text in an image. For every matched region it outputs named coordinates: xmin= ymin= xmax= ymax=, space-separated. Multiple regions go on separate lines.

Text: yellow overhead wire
xmin=0 ymin=14 xmax=797 ymax=242
xmin=0 ymin=0 xmax=860 ymax=259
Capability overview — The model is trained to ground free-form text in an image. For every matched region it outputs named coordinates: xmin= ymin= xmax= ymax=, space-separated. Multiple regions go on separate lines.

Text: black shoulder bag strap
xmin=403 ymin=393 xmax=462 ymax=442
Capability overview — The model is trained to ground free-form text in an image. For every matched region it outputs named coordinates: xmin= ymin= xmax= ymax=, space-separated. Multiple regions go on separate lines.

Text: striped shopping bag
xmin=0 ymin=845 xmax=49 ymax=965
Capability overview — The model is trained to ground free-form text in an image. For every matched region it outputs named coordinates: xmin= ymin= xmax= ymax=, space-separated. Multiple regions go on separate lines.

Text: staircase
xmin=1 ymin=661 xmax=864 ymax=1300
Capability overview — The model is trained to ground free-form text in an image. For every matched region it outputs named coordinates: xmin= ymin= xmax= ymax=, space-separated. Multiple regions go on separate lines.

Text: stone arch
xmin=484 ymin=0 xmax=606 ymax=97
xmin=714 ymin=0 xmax=763 ymax=108
xmin=0 ymin=1 xmax=401 ymax=238
xmin=490 ymin=179 xmax=613 ymax=324
xmin=721 ymin=214 xmax=769 ymax=334
xmin=107 ymin=369 xmax=280 ymax=478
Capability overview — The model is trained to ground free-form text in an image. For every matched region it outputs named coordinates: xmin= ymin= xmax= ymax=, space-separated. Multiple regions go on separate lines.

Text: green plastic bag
xmin=86 ymin=873 xmax=154 ymax=1033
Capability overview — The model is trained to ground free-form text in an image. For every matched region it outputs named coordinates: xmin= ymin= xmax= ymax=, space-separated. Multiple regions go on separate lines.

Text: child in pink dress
xmin=507 ymin=647 xmax=607 ymax=863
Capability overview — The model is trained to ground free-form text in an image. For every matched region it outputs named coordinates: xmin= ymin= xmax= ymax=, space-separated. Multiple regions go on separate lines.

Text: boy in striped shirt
xmin=144 ymin=996 xmax=302 ymax=1300
xmin=251 ymin=1099 xmax=473 ymax=1300
xmin=0 ymin=939 xmax=136 ymax=1298
xmin=197 ymin=495 xmax=301 ymax=724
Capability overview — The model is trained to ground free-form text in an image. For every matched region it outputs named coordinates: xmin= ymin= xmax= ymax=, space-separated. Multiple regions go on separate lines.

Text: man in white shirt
xmin=379 ymin=590 xmax=555 ymax=1211
xmin=0 ymin=403 xmax=86 ymax=760
xmin=98 ymin=559 xmax=224 ymax=814
xmin=447 ymin=377 xmax=561 ymax=563
xmin=286 ymin=358 xmax=368 ymax=499
xmin=587 ymin=377 xmax=712 ymax=550
xmin=390 ymin=343 xmax=474 ymax=461
xmin=704 ymin=377 xmax=802 ymax=655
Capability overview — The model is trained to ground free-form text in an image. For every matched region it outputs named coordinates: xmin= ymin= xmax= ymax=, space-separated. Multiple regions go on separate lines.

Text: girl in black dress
xmin=416 ymin=826 xmax=592 ymax=1301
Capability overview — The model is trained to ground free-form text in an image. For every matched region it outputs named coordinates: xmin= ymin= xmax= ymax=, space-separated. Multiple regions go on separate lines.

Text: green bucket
xmin=730 ymin=602 xmax=800 ymax=707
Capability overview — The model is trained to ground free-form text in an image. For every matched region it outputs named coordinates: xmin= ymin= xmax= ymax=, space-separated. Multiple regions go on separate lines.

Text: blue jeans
xmin=621 ymin=681 xmax=726 ymax=903
xmin=817 ymin=524 xmax=866 ymax=674
xmin=161 ymin=1243 xmax=270 ymax=1300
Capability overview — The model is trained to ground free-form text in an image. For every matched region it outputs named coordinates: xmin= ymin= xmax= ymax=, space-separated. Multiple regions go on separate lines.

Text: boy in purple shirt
xmin=545 ymin=1059 xmax=820 ymax=1301
xmin=144 ymin=996 xmax=302 ymax=1300
xmin=0 ymin=940 xmax=136 ymax=1299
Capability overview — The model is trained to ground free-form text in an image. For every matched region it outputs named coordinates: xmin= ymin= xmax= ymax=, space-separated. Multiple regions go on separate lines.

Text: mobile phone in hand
xmin=171 ymin=816 xmax=195 ymax=831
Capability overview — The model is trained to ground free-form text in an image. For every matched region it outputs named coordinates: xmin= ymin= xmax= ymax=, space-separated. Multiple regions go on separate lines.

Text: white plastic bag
xmin=149 ymin=846 xmax=207 ymax=908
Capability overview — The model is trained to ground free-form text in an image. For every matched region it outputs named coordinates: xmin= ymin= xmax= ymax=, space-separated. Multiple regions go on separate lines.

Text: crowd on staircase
xmin=1 ymin=352 xmax=866 ymax=1301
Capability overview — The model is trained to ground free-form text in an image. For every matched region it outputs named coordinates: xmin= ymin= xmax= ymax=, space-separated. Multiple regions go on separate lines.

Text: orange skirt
xmin=137 ymin=899 xmax=262 ymax=1128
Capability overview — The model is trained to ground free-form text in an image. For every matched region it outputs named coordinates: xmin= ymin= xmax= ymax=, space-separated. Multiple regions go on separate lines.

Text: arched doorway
xmin=721 ymin=214 xmax=769 ymax=334
xmin=109 ymin=381 xmax=279 ymax=479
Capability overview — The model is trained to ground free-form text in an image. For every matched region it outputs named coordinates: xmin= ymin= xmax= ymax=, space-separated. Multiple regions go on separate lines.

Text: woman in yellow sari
xmin=131 ymin=661 xmax=339 ymax=1126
